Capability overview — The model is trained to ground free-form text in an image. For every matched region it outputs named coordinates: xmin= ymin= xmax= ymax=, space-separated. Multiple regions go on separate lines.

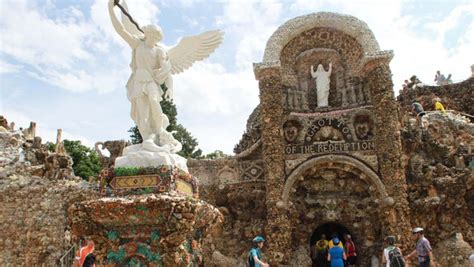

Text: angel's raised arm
xmin=108 ymin=0 xmax=139 ymax=48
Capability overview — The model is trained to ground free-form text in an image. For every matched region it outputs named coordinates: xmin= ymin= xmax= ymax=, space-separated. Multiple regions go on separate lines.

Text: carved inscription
xmin=286 ymin=116 xmax=376 ymax=155
xmin=285 ymin=140 xmax=375 ymax=155
xmin=305 ymin=117 xmax=352 ymax=143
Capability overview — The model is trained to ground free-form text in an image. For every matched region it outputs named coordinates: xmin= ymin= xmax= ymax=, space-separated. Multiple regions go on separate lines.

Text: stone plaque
xmin=176 ymin=179 xmax=194 ymax=196
xmin=110 ymin=175 xmax=162 ymax=190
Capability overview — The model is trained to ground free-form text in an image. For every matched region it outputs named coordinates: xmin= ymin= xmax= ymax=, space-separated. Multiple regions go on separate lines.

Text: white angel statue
xmin=108 ymin=0 xmax=223 ymax=153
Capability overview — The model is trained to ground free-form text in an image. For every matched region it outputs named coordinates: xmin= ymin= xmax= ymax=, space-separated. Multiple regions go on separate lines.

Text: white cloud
xmin=172 ymin=61 xmax=259 ymax=153
xmin=3 ymin=109 xmax=95 ymax=148
xmin=2 ymin=0 xmax=473 ymax=156
xmin=217 ymin=0 xmax=283 ymax=68
xmin=168 ymin=0 xmax=286 ymax=153
xmin=425 ymin=3 xmax=474 ymax=43
xmin=0 ymin=60 xmax=21 ymax=74
xmin=0 ymin=0 xmax=159 ymax=93
xmin=174 ymin=62 xmax=257 ymax=114
xmin=290 ymin=0 xmax=322 ymax=13
xmin=287 ymin=0 xmax=474 ymax=88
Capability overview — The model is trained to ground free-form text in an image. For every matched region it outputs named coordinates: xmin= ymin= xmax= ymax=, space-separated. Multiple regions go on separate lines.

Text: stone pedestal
xmin=115 ymin=143 xmax=188 ymax=173
xmin=70 ymin=154 xmax=222 ymax=265
xmin=69 ymin=193 xmax=222 ymax=266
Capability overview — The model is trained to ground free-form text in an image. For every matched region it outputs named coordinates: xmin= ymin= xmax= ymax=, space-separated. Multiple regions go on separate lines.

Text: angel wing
xmin=168 ymin=30 xmax=224 ymax=75
xmin=120 ymin=0 xmax=144 ymax=39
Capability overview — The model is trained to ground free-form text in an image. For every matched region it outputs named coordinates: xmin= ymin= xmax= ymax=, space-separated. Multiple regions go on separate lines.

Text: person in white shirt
xmin=382 ymin=235 xmax=405 ymax=267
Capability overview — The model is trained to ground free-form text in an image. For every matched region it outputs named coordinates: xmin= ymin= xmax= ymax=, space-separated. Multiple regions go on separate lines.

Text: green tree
xmin=128 ymin=98 xmax=202 ymax=159
xmin=202 ymin=150 xmax=228 ymax=159
xmin=63 ymin=140 xmax=101 ymax=180
xmin=45 ymin=141 xmax=56 ymax=152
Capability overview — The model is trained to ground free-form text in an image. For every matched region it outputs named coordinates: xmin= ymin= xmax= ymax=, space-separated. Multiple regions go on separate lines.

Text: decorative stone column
xmin=254 ymin=62 xmax=292 ymax=265
xmin=366 ymin=63 xmax=412 ymax=247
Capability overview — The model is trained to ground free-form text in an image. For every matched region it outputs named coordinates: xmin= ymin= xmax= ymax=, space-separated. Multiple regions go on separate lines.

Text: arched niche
xmin=279 ymin=154 xmax=391 ymax=209
xmin=283 ymin=155 xmax=390 ymax=266
xmin=253 ymin=12 xmax=393 ymax=108
xmin=262 ymin=12 xmax=381 ymax=64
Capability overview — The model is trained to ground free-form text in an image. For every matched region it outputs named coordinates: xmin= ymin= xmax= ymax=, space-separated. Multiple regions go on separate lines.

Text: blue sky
xmin=1 ymin=0 xmax=473 ymax=154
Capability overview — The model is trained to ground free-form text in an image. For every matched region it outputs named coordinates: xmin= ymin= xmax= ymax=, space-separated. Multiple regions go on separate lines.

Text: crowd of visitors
xmin=309 ymin=233 xmax=356 ymax=267
xmin=410 ymin=97 xmax=447 ymax=128
xmin=434 ymin=70 xmax=454 ymax=85
xmin=246 ymin=226 xmax=442 ymax=267
xmin=400 ymin=67 xmax=472 ymax=93
xmin=402 ymin=75 xmax=423 ymax=91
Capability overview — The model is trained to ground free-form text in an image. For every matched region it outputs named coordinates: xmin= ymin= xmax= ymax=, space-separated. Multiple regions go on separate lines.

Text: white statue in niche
xmin=310 ymin=62 xmax=332 ymax=107
xmin=108 ymin=0 xmax=223 ymax=170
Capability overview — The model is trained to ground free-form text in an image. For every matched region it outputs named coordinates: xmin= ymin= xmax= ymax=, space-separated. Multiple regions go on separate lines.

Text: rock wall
xmin=400 ymin=110 xmax=474 ymax=248
xmin=433 ymin=233 xmax=472 ymax=267
xmin=398 ymin=77 xmax=474 ymax=116
xmin=0 ymin=118 xmax=98 ymax=265
xmin=188 ymin=159 xmax=266 ymax=264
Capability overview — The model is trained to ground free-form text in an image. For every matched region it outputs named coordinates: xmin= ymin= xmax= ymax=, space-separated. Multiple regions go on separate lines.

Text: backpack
xmin=82 ymin=253 xmax=96 ymax=267
xmin=246 ymin=248 xmax=262 ymax=267
xmin=246 ymin=255 xmax=254 ymax=267
xmin=388 ymin=247 xmax=405 ymax=267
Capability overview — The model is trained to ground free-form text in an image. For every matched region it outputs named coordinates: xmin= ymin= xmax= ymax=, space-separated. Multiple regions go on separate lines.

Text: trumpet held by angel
xmin=108 ymin=0 xmax=224 ymax=152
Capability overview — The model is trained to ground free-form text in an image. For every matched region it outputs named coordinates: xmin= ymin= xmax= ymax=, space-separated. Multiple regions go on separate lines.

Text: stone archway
xmin=283 ymin=155 xmax=389 ymax=266
xmin=261 ymin=12 xmax=381 ymax=63
xmin=278 ymin=154 xmax=392 ymax=210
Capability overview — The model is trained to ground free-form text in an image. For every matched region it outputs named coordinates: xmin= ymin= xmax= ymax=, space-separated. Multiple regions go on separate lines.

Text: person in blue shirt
xmin=248 ymin=236 xmax=269 ymax=267
xmin=327 ymin=238 xmax=346 ymax=267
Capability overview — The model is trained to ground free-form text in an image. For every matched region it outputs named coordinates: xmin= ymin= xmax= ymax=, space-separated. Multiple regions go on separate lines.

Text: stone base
xmin=115 ymin=143 xmax=188 ymax=172
xmin=69 ymin=192 xmax=223 ymax=266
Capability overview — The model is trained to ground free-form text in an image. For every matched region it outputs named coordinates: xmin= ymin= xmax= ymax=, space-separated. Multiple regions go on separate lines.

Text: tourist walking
xmin=344 ymin=234 xmax=357 ymax=267
xmin=405 ymin=228 xmax=436 ymax=267
xmin=327 ymin=238 xmax=346 ymax=267
xmin=247 ymin=236 xmax=270 ymax=267
xmin=411 ymin=100 xmax=426 ymax=128
xmin=313 ymin=234 xmax=329 ymax=267
xmin=328 ymin=233 xmax=343 ymax=249
xmin=382 ymin=235 xmax=405 ymax=267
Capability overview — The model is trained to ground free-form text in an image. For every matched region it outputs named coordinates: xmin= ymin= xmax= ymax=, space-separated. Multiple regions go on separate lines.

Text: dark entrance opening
xmin=309 ymin=222 xmax=353 ymax=267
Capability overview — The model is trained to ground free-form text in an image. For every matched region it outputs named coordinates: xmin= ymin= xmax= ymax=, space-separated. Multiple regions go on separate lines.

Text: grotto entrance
xmin=282 ymin=155 xmax=389 ymax=265
xmin=310 ymin=222 xmax=354 ymax=266
xmin=310 ymin=222 xmax=352 ymax=247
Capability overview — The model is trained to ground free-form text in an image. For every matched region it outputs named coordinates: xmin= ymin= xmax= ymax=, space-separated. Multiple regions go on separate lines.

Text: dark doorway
xmin=309 ymin=222 xmax=353 ymax=267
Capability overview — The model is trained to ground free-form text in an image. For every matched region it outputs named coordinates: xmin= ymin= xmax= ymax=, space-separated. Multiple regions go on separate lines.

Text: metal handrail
xmin=59 ymin=244 xmax=76 ymax=267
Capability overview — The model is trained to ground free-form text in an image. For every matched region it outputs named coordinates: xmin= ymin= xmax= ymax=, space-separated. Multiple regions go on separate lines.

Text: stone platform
xmin=69 ymin=192 xmax=222 ymax=266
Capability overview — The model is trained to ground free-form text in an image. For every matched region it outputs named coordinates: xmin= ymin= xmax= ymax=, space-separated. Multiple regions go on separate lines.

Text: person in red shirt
xmin=344 ymin=234 xmax=357 ymax=267
xmin=79 ymin=240 xmax=96 ymax=267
